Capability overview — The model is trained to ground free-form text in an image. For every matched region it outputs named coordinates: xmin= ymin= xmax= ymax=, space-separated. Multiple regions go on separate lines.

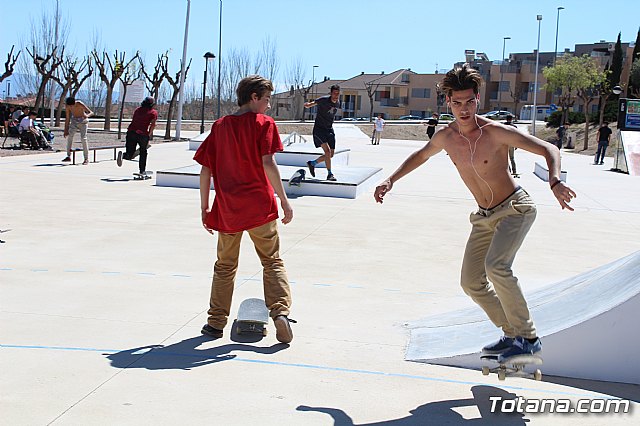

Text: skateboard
xmin=288 ymin=168 xmax=306 ymax=186
xmin=371 ymin=129 xmax=376 ymax=144
xmin=133 ymin=171 xmax=153 ymax=180
xmin=236 ymin=298 xmax=269 ymax=336
xmin=512 ymin=173 xmax=521 ymax=178
xmin=481 ymin=354 xmax=543 ymax=381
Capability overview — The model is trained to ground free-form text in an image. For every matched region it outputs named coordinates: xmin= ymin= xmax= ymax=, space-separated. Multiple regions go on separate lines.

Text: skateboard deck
xmin=133 ymin=171 xmax=153 ymax=180
xmin=512 ymin=173 xmax=521 ymax=178
xmin=481 ymin=354 xmax=543 ymax=381
xmin=236 ymin=298 xmax=269 ymax=336
xmin=288 ymin=168 xmax=306 ymax=187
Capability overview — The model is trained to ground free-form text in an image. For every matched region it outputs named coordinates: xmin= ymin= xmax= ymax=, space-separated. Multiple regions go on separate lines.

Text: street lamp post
xmin=532 ymin=15 xmax=542 ymax=136
xmin=175 ymin=0 xmax=191 ymax=141
xmin=311 ymin=65 xmax=318 ymax=119
xmin=497 ymin=36 xmax=510 ymax=112
xmin=35 ymin=55 xmax=45 ymax=124
xmin=200 ymin=52 xmax=215 ymax=134
xmin=216 ymin=0 xmax=223 ymax=120
xmin=553 ymin=7 xmax=565 ymax=67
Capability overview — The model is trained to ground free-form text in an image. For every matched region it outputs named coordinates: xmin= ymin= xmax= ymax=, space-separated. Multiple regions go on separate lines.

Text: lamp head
xmin=612 ymin=85 xmax=623 ymax=95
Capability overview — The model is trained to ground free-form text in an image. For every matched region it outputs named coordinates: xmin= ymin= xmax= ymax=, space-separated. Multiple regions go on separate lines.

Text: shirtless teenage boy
xmin=62 ymin=97 xmax=93 ymax=165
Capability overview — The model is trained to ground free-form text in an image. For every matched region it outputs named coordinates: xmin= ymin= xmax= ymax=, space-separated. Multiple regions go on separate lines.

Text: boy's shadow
xmin=297 ymin=385 xmax=527 ymax=425
xmin=106 ymin=335 xmax=288 ymax=370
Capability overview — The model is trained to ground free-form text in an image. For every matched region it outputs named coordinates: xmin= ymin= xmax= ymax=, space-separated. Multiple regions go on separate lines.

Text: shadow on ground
xmin=297 ymin=385 xmax=528 ymax=425
xmin=105 ymin=335 xmax=288 ymax=370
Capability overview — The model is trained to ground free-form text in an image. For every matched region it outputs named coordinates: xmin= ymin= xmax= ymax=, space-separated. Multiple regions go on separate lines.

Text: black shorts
xmin=313 ymin=128 xmax=336 ymax=149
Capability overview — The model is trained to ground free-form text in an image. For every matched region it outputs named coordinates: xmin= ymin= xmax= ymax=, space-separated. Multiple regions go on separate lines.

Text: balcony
xmin=380 ymin=97 xmax=408 ymax=107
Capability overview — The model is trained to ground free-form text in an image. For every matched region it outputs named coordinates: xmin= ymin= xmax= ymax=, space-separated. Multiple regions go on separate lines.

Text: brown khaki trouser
xmin=207 ymin=220 xmax=291 ymax=329
xmin=460 ymin=188 xmax=537 ymax=339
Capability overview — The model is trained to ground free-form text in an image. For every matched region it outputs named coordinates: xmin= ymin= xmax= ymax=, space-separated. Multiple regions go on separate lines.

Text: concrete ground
xmin=1 ymin=124 xmax=639 ymax=425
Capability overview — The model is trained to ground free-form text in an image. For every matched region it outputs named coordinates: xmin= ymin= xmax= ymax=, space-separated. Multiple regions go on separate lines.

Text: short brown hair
xmin=438 ymin=63 xmax=484 ymax=97
xmin=236 ymin=75 xmax=274 ymax=107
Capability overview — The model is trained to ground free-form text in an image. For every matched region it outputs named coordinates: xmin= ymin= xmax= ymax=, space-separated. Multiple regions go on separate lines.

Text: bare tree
xmin=509 ymin=84 xmax=526 ymax=120
xmin=365 ymin=79 xmax=381 ymax=122
xmin=140 ymin=53 xmax=168 ymax=102
xmin=50 ymin=55 xmax=91 ymax=126
xmin=161 ymin=57 xmax=192 ymax=139
xmin=27 ymin=46 xmax=64 ymax=112
xmin=1 ymin=46 xmax=21 ymax=83
xmin=91 ymin=49 xmax=139 ymax=130
xmin=284 ymin=56 xmax=306 ymax=120
xmin=260 ymin=36 xmax=279 ymax=83
xmin=117 ymin=61 xmax=142 ymax=139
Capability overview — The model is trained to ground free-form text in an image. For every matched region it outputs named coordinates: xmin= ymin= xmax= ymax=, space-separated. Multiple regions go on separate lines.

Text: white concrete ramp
xmin=156 ymin=163 xmax=382 ymax=199
xmin=615 ymin=130 xmax=640 ymax=175
xmin=405 ymin=251 xmax=640 ymax=384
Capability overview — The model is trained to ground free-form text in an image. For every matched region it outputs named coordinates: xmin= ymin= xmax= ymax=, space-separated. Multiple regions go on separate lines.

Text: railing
xmin=282 ymin=131 xmax=308 ymax=147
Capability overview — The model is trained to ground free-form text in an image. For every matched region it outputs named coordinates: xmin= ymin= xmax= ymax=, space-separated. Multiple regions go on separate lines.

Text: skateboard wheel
xmin=498 ymin=370 xmax=506 ymax=381
xmin=482 ymin=366 xmax=490 ymax=376
xmin=534 ymin=369 xmax=542 ymax=381
xmin=262 ymin=328 xmax=268 ymax=337
xmin=236 ymin=326 xmax=242 ymax=335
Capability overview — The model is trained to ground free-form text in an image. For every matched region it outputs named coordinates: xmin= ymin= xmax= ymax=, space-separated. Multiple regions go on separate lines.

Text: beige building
xmin=271 ymin=39 xmax=636 ymax=121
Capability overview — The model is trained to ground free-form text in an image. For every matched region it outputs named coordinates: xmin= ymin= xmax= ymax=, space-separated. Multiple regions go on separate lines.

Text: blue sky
xmin=2 ymin=0 xmax=639 ymax=94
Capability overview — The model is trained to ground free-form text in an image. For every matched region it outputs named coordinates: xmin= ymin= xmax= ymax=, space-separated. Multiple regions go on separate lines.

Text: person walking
xmin=594 ymin=121 xmax=612 ymax=165
xmin=62 ymin=97 xmax=93 ymax=165
xmin=373 ymin=113 xmax=385 ymax=145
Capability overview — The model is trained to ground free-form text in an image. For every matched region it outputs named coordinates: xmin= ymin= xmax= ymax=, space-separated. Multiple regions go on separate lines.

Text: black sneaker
xmin=482 ymin=336 xmax=514 ymax=355
xmin=326 ymin=173 xmax=337 ymax=181
xmin=201 ymin=324 xmax=223 ymax=338
xmin=306 ymin=161 xmax=316 ymax=178
xmin=274 ymin=315 xmax=294 ymax=343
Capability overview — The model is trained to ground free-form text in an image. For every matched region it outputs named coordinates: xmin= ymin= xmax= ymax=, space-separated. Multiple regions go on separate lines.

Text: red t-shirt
xmin=128 ymin=107 xmax=158 ymax=135
xmin=193 ymin=112 xmax=283 ymax=233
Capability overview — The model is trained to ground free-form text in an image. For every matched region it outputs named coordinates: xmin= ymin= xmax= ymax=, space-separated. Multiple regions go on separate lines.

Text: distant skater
xmin=373 ymin=113 xmax=385 ymax=145
xmin=194 ymin=75 xmax=295 ymax=343
xmin=62 ymin=97 xmax=93 ymax=165
xmin=374 ymin=64 xmax=576 ymax=362
xmin=594 ymin=121 xmax=612 ymax=165
xmin=117 ymin=97 xmax=158 ymax=176
xmin=305 ymin=84 xmax=341 ymax=181
xmin=423 ymin=112 xmax=439 ymax=140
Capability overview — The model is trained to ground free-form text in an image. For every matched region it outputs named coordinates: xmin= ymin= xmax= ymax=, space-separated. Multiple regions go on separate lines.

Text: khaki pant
xmin=66 ymin=119 xmax=89 ymax=160
xmin=207 ymin=220 xmax=292 ymax=329
xmin=460 ymin=188 xmax=537 ymax=339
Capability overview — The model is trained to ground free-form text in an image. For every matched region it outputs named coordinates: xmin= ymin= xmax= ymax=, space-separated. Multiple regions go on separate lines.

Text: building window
xmin=411 ymin=88 xmax=431 ymax=98
xmin=499 ymin=81 xmax=510 ymax=92
xmin=375 ymin=91 xmax=390 ymax=101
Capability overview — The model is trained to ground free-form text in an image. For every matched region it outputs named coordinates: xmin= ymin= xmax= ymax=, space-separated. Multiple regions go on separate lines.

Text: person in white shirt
xmin=18 ymin=111 xmax=45 ymax=149
xmin=373 ymin=114 xmax=385 ymax=145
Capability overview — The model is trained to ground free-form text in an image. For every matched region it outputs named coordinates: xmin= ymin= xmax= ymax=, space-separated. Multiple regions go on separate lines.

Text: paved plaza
xmin=1 ymin=125 xmax=639 ymax=424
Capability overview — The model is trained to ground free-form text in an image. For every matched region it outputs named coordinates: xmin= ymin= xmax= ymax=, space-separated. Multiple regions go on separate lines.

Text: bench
xmin=534 ymin=162 xmax=567 ymax=183
xmin=71 ymin=145 xmax=122 ymax=165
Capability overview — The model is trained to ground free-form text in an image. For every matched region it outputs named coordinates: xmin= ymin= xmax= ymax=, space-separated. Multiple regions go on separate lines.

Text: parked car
xmin=483 ymin=110 xmax=511 ymax=120
xmin=339 ymin=117 xmax=357 ymax=121
xmin=437 ymin=113 xmax=455 ymax=121
xmin=398 ymin=115 xmax=423 ymax=120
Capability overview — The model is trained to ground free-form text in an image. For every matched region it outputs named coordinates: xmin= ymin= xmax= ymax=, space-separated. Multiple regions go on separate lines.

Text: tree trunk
xmin=582 ymin=100 xmax=593 ymax=151
xmin=598 ymin=94 xmax=609 ymax=127
xmin=118 ymin=86 xmax=127 ymax=139
xmin=164 ymin=91 xmax=179 ymax=140
xmin=103 ymin=86 xmax=113 ymax=130
xmin=55 ymin=85 xmax=70 ymax=127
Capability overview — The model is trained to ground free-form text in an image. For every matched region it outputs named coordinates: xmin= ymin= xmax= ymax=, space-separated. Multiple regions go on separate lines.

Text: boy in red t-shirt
xmin=194 ymin=75 xmax=295 ymax=343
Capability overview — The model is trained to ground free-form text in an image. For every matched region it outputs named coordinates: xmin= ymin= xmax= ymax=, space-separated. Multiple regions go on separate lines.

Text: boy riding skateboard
xmin=194 ymin=75 xmax=295 ymax=344
xmin=374 ymin=64 xmax=576 ymax=362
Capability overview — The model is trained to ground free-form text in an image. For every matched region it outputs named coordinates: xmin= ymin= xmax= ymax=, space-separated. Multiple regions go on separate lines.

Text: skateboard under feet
xmin=133 ymin=171 xmax=153 ymax=180
xmin=481 ymin=354 xmax=543 ymax=381
xmin=236 ymin=298 xmax=269 ymax=336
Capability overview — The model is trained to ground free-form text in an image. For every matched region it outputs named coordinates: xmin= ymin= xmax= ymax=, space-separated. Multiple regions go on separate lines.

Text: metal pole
xmin=216 ymin=0 xmax=222 ymax=119
xmin=200 ymin=62 xmax=207 ymax=134
xmin=49 ymin=0 xmax=59 ymax=127
xmin=175 ymin=0 xmax=191 ymax=141
xmin=532 ymin=15 xmax=542 ymax=136
xmin=498 ymin=36 xmax=510 ymax=111
xmin=6 ymin=80 xmax=10 ymax=98
xmin=553 ymin=7 xmax=564 ymax=67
